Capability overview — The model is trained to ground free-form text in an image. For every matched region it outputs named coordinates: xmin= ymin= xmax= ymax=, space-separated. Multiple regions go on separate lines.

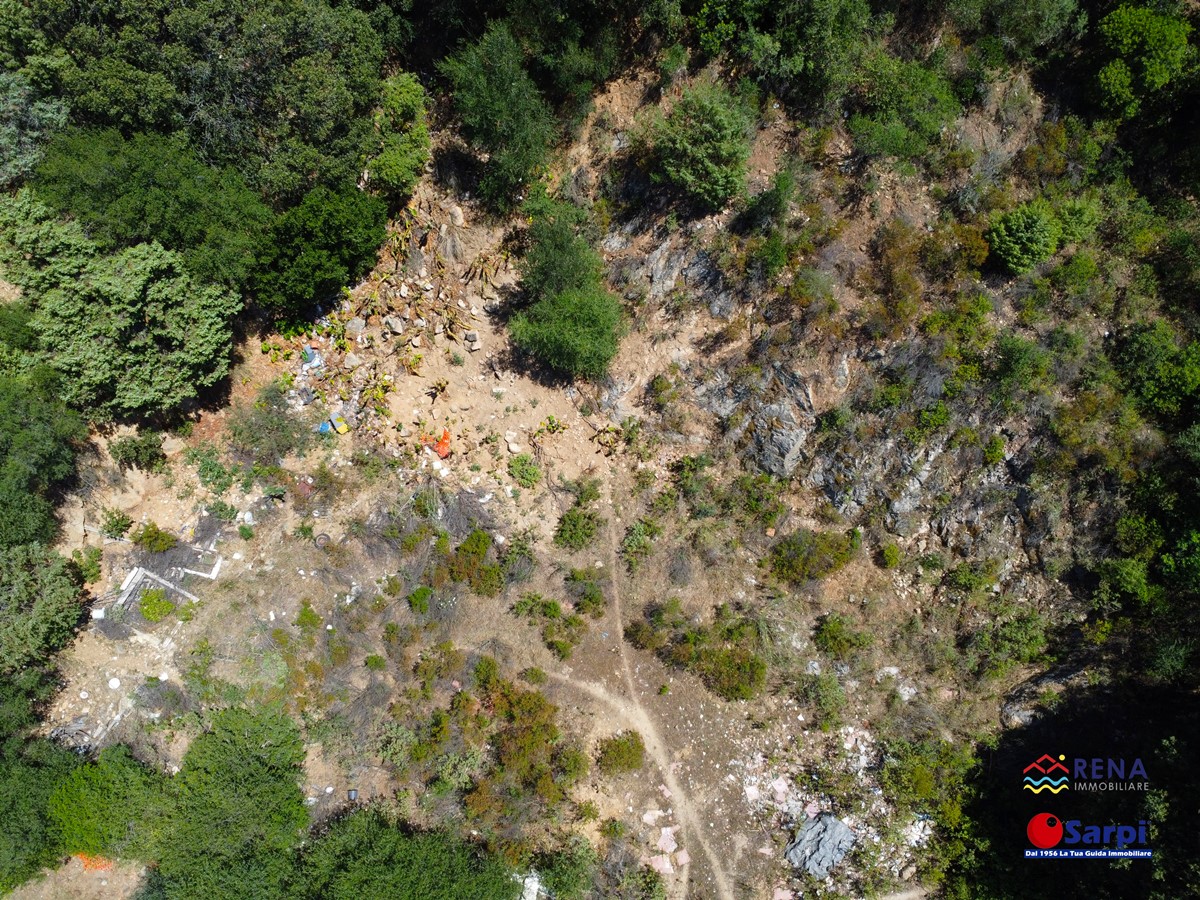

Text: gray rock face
xmin=785 ymin=813 xmax=855 ymax=879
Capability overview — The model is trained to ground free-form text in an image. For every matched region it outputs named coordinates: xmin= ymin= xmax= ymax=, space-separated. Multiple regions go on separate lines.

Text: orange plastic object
xmin=434 ymin=428 xmax=451 ymax=458
xmin=420 ymin=428 xmax=452 ymax=459
xmin=78 ymin=854 xmax=115 ymax=871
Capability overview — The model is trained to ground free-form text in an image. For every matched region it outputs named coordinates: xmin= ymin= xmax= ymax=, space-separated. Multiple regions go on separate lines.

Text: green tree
xmin=648 ymin=80 xmax=753 ymax=210
xmin=702 ymin=0 xmax=872 ymax=112
xmin=251 ymin=184 xmax=386 ymax=319
xmin=366 ymin=73 xmax=430 ymax=204
xmin=1097 ymin=5 xmax=1193 ymax=120
xmin=35 ymin=242 xmax=241 ymax=419
xmin=0 ymin=543 xmax=84 ymax=673
xmin=0 ymin=738 xmax=79 ymax=892
xmin=986 ymin=200 xmax=1062 ymax=274
xmin=35 ymin=128 xmax=272 ymax=288
xmin=292 ymin=807 xmax=518 ymax=900
xmin=48 ymin=745 xmax=164 ymax=858
xmin=0 ymin=70 xmax=67 ymax=187
xmin=439 ymin=22 xmax=555 ymax=209
xmin=18 ymin=0 xmax=384 ymax=201
xmin=0 ymin=374 xmax=85 ymax=547
xmin=848 ymin=52 xmax=961 ymax=160
xmin=1114 ymin=320 xmax=1200 ymax=418
xmin=156 ymin=707 xmax=307 ymax=899
xmin=510 ymin=285 xmax=624 ymax=378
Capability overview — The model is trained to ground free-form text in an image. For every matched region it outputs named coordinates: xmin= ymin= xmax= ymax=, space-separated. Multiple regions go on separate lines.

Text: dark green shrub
xmin=696 ymin=647 xmax=767 ymax=700
xmin=365 ymin=73 xmax=430 ymax=204
xmin=555 ymin=507 xmax=603 ymax=550
xmin=251 ymin=184 xmax=386 ymax=319
xmin=848 ymin=53 xmax=961 ymax=160
xmin=0 ymin=543 xmax=84 ymax=673
xmin=812 ymin=613 xmax=873 ymax=659
xmin=987 ymin=200 xmax=1062 ymax=274
xmin=47 ymin=745 xmax=161 ymax=857
xmin=510 ymin=285 xmax=624 ymax=379
xmin=596 ymin=731 xmax=645 ymax=775
xmin=132 ymin=521 xmax=177 ymax=553
xmin=364 ymin=654 xmax=387 ymax=671
xmin=109 ymin=431 xmax=165 ymax=471
xmin=408 ymin=586 xmax=432 ymax=615
xmin=439 ymin=22 xmax=554 ymax=209
xmin=648 ymin=80 xmax=753 ymax=210
xmin=769 ymin=529 xmax=858 ymax=583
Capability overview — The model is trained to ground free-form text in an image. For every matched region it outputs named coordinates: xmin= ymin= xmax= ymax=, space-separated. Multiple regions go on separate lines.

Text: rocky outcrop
xmin=785 ymin=813 xmax=855 ymax=878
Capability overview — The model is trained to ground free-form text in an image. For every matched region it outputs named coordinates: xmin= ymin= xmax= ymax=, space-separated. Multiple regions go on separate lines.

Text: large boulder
xmin=784 ymin=813 xmax=855 ymax=879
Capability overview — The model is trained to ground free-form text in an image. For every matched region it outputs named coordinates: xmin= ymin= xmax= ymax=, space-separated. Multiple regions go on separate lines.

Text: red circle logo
xmin=1027 ymin=813 xmax=1064 ymax=849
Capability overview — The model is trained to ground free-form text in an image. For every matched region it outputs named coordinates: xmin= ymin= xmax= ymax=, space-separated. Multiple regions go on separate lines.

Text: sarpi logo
xmin=1023 ymin=753 xmax=1069 ymax=794
xmin=1025 ymin=813 xmax=1153 ymax=859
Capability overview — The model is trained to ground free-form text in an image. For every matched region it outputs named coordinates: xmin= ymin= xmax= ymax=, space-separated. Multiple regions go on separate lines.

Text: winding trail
xmin=582 ymin=523 xmax=736 ymax=900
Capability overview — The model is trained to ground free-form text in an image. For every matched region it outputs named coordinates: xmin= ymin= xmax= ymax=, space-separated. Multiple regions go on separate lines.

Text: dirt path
xmin=598 ymin=518 xmax=737 ymax=900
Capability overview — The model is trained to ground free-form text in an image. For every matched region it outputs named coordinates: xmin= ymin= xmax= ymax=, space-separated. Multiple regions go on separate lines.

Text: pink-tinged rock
xmin=648 ymin=855 xmax=674 ymax=876
xmin=771 ymin=776 xmax=791 ymax=803
xmin=674 ymin=849 xmax=690 ymax=867
xmin=659 ymin=784 xmax=672 ymax=799
xmin=773 ymin=889 xmax=795 ymax=900
xmin=657 ymin=827 xmax=679 ymax=853
xmin=758 ymin=845 xmax=775 ymax=857
xmin=744 ymin=784 xmax=761 ymax=803
xmin=642 ymin=809 xmax=664 ymax=826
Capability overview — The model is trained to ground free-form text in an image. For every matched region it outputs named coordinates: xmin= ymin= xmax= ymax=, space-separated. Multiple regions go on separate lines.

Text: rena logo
xmin=1023 ymin=753 xmax=1070 ymax=794
xmin=1027 ymin=813 xmax=1149 ymax=849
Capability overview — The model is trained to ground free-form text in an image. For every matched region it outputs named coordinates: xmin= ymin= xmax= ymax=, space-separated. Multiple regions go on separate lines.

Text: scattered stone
xmin=434 ymin=323 xmax=444 ymax=335
xmin=79 ymin=691 xmax=89 ymax=700
xmin=410 ymin=336 xmax=421 ymax=348
xmin=464 ymin=330 xmax=479 ymax=342
xmin=108 ymin=678 xmax=121 ymax=690
xmin=399 ymin=282 xmax=409 ymax=298
xmin=784 ymin=813 xmax=855 ymax=879
xmin=383 ymin=315 xmax=405 ymax=334
xmin=344 ymin=352 xmax=363 ymax=369
xmin=469 ymin=340 xmax=483 ymax=352
xmin=422 ymin=282 xmax=434 ymax=292
xmin=415 ymin=317 xmax=427 ymax=328
xmin=507 ymin=442 xmax=521 ymax=454
xmin=449 ymin=205 xmax=464 ymax=227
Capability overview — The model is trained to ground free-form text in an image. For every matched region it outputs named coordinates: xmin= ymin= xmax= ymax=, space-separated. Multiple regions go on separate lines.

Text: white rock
xmin=159 ymin=672 xmax=169 ymax=682
xmin=108 ymin=678 xmax=121 ymax=690
xmin=79 ymin=690 xmax=89 ymax=700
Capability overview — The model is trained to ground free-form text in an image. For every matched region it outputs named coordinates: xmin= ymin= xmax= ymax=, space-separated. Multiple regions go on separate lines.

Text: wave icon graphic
xmin=1023 ymin=776 xmax=1069 ymax=794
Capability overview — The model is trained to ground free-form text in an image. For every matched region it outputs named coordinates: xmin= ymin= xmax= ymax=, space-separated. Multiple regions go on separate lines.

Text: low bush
xmin=596 ymin=731 xmax=645 ymax=775
xmin=554 ymin=507 xmax=603 ymax=550
xmin=139 ymin=588 xmax=175 ymax=623
xmin=987 ymin=200 xmax=1062 ymax=274
xmin=769 ymin=529 xmax=859 ymax=583
xmin=813 ymin=613 xmax=873 ymax=659
xmin=510 ymin=286 xmax=624 ymax=379
xmin=132 ymin=521 xmax=177 ymax=553
xmin=507 ymin=454 xmax=542 ymax=489
xmin=647 ymin=80 xmax=752 ymax=210
xmin=109 ymin=431 xmax=165 ymax=471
